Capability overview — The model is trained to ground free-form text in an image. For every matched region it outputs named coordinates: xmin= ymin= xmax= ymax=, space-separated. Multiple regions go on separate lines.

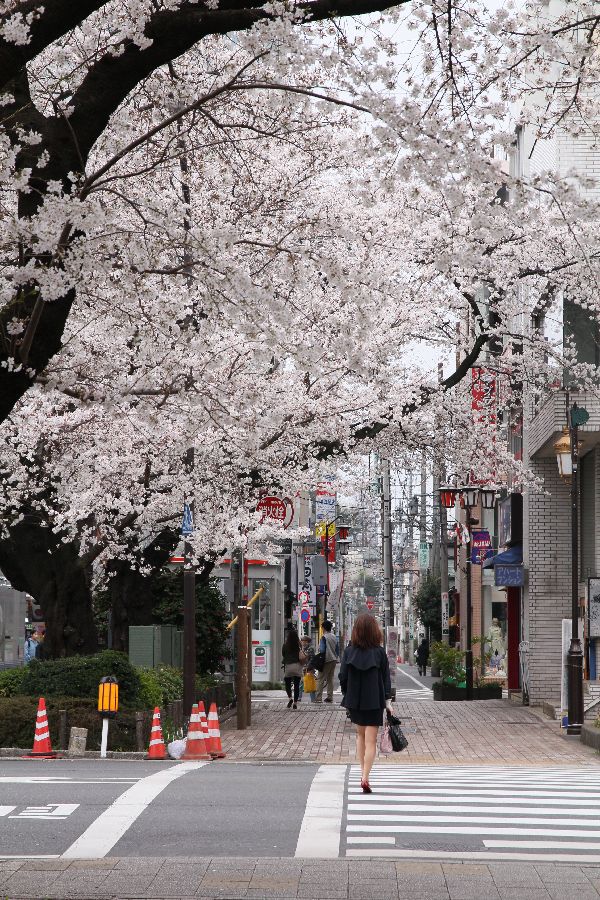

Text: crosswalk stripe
xmin=342 ymin=764 xmax=600 ymax=862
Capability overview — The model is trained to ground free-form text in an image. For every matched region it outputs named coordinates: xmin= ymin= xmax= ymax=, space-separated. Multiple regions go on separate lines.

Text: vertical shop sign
xmin=441 ymin=592 xmax=449 ymax=638
xmin=297 ymin=555 xmax=317 ymax=611
xmin=386 ymin=626 xmax=399 ymax=693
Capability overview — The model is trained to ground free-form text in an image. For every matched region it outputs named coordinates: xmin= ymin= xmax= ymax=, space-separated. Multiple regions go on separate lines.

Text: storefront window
xmin=251 ymin=580 xmax=271 ymax=630
xmin=487 ymin=600 xmax=507 ymax=675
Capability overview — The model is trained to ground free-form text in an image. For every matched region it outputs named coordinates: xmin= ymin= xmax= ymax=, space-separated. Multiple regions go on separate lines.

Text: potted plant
xmin=431 ymin=640 xmax=502 ymax=700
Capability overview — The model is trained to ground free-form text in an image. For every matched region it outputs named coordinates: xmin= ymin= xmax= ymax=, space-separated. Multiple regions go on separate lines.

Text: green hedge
xmin=18 ymin=651 xmax=141 ymax=705
xmin=0 ymin=697 xmax=142 ymax=752
xmin=0 ymin=667 xmax=26 ymax=697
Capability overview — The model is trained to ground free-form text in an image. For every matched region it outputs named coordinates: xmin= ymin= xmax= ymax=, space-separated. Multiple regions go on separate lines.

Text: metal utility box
xmin=128 ymin=625 xmax=183 ymax=668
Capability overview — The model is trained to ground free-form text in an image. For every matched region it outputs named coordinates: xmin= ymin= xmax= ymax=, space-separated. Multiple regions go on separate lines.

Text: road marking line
xmin=346 ymin=824 xmax=600 ymax=837
xmin=346 ymin=849 xmax=600 ymax=862
xmin=295 ymin=765 xmax=346 ymax=858
xmin=347 ymin=813 xmax=600 ymax=827
xmin=346 ymin=793 xmax=600 ymax=806
xmin=62 ymin=762 xmax=208 ymax=859
xmin=0 ymin=807 xmax=16 ymax=817
xmin=397 ymin=670 xmax=429 ymax=689
xmin=347 ymin=837 xmax=396 ymax=845
xmin=0 ymin=777 xmax=139 ymax=785
xmin=347 ymin=803 xmax=600 ymax=815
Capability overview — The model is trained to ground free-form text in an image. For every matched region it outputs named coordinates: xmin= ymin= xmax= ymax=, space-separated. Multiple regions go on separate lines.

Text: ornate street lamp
xmin=438 ymin=480 xmax=499 ymax=700
xmin=554 ymin=428 xmax=573 ymax=481
xmin=558 ymin=402 xmax=588 ymax=735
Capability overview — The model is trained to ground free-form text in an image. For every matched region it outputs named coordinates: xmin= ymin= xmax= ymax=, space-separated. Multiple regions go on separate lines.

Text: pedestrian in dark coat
xmin=416 ymin=638 xmax=429 ymax=677
xmin=339 ymin=614 xmax=392 ymax=793
xmin=282 ymin=629 xmax=305 ymax=709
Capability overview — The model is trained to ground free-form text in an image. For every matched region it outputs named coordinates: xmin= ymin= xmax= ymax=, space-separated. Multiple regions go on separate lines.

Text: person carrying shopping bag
xmin=300 ymin=636 xmax=317 ymax=702
xmin=282 ymin=628 xmax=305 ymax=709
xmin=315 ymin=620 xmax=339 ymax=703
xmin=339 ymin=613 xmax=393 ymax=793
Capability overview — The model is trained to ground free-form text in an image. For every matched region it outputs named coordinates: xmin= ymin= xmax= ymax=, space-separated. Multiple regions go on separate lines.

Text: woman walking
xmin=282 ymin=629 xmax=305 ymax=709
xmin=339 ymin=614 xmax=392 ymax=793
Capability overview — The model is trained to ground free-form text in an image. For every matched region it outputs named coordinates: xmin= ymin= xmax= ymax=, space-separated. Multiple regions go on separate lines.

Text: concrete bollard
xmin=68 ymin=726 xmax=88 ymax=756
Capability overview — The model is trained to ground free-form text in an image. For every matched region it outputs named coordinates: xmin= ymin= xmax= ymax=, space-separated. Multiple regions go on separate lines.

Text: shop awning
xmin=482 ymin=544 xmax=523 ymax=569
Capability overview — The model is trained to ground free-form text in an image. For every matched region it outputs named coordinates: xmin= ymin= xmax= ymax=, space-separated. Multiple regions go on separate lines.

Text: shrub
xmin=430 ymin=641 xmax=466 ymax=684
xmin=0 ymin=696 xmax=141 ymax=752
xmin=19 ymin=650 xmax=141 ymax=706
xmin=137 ymin=669 xmax=164 ymax=709
xmin=0 ymin=667 xmax=26 ymax=697
xmin=138 ymin=666 xmax=183 ymax=708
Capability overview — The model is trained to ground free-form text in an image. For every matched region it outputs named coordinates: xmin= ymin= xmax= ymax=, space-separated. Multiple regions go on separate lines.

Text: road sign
xmin=366 ymin=599 xmax=374 ymax=610
xmin=300 ymin=608 xmax=310 ymax=623
xmin=298 ymin=590 xmax=310 ymax=606
xmin=181 ymin=503 xmax=194 ymax=536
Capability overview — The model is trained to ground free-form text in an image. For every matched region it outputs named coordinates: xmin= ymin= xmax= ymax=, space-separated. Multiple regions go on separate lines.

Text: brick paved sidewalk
xmin=221 ymin=697 xmax=598 ymax=765
xmin=3 ymin=856 xmax=600 ymax=899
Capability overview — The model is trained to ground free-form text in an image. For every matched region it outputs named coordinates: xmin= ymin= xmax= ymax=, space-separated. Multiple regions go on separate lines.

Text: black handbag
xmin=386 ymin=710 xmax=408 ymax=752
xmin=310 ymin=651 xmax=326 ymax=672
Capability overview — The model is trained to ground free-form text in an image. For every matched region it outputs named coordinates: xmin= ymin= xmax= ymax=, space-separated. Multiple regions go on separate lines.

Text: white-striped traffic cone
xmin=25 ymin=698 xmax=57 ymax=758
xmin=146 ymin=707 xmax=167 ymax=760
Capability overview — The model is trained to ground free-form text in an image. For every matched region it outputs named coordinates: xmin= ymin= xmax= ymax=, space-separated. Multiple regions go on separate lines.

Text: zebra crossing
xmin=393 ymin=687 xmax=433 ymax=702
xmin=343 ymin=764 xmax=600 ymax=862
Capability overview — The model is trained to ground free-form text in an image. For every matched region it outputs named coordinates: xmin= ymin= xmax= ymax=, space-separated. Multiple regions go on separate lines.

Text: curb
xmin=0 ymin=748 xmax=147 ymax=760
xmin=580 ymin=725 xmax=600 ymax=751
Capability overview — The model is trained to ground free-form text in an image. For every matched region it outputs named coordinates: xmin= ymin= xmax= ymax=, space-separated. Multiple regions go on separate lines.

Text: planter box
xmin=433 ymin=682 xmax=503 ymax=701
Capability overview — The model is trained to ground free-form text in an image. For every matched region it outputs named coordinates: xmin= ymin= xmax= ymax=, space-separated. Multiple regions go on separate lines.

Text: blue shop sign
xmin=495 ymin=564 xmax=524 ymax=587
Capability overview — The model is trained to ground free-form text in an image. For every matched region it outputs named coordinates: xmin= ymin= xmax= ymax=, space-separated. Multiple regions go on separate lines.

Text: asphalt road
xmin=4 ymin=668 xmax=600 ymax=864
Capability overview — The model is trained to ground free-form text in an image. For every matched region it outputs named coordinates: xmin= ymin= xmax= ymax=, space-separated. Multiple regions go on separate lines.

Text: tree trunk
xmin=0 ymin=524 xmax=97 ymax=658
xmin=108 ymin=564 xmax=156 ymax=651
xmin=106 ymin=528 xmax=179 ymax=651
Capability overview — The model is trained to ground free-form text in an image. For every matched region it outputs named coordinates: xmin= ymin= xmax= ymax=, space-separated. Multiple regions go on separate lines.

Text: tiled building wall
xmin=526 ymin=457 xmax=573 ymax=704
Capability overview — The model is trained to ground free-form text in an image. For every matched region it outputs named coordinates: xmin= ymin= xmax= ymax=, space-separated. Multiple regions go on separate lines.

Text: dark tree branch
xmin=68 ymin=0 xmax=406 ymax=157
xmin=0 ymin=0 xmax=106 ymax=91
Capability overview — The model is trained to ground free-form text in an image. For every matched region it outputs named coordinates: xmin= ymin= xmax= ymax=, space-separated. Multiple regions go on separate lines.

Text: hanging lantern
xmin=439 ymin=486 xmax=457 ymax=509
xmin=461 ymin=487 xmax=479 ymax=508
xmin=480 ymin=487 xmax=498 ymax=509
xmin=554 ymin=428 xmax=573 ymax=481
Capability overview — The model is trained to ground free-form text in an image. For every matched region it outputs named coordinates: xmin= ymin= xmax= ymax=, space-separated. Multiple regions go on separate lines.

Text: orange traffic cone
xmin=26 ymin=698 xmax=57 ymax=758
xmin=207 ymin=702 xmax=226 ymax=758
xmin=146 ymin=707 xmax=167 ymax=760
xmin=182 ymin=703 xmax=211 ymax=760
xmin=198 ymin=701 xmax=210 ymax=746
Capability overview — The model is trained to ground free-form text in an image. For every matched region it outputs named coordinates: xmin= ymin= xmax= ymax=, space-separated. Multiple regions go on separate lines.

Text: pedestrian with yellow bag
xmin=301 ymin=636 xmax=317 ymax=703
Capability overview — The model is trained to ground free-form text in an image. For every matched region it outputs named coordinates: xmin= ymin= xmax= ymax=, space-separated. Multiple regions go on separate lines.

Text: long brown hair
xmin=283 ymin=628 xmax=301 ymax=656
xmin=351 ymin=613 xmax=383 ymax=649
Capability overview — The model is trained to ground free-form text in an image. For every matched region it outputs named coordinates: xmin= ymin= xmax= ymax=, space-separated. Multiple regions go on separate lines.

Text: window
xmin=251 ymin=580 xmax=271 ymax=630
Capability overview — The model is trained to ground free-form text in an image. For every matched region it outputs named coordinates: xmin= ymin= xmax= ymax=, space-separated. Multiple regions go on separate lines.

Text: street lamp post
xmin=320 ymin=517 xmax=350 ymax=623
xmin=439 ymin=482 xmax=497 ymax=701
xmin=554 ymin=401 xmax=588 ymax=735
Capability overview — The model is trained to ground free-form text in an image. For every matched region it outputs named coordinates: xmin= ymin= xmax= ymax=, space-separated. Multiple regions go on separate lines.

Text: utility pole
xmin=182 ymin=458 xmax=196 ymax=719
xmin=382 ymin=460 xmax=393 ymax=627
xmin=406 ymin=472 xmax=414 ymax=663
xmin=420 ymin=456 xmax=427 ymax=576
xmin=232 ymin=548 xmax=250 ymax=730
xmin=436 ymin=362 xmax=450 ymax=644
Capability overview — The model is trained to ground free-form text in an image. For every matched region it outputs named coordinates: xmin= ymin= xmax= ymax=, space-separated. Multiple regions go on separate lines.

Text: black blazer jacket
xmin=339 ymin=645 xmax=392 ymax=711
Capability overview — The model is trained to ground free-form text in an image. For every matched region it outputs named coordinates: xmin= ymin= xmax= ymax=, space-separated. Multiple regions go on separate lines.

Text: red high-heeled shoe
xmin=360 ymin=780 xmax=372 ymax=794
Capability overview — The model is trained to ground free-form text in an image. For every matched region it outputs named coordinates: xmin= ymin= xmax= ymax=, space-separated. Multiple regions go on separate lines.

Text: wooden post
xmin=247 ymin=607 xmax=252 ymax=726
xmin=135 ymin=711 xmax=145 ymax=752
xmin=236 ymin=606 xmax=249 ymax=730
xmin=58 ymin=709 xmax=67 ymax=750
